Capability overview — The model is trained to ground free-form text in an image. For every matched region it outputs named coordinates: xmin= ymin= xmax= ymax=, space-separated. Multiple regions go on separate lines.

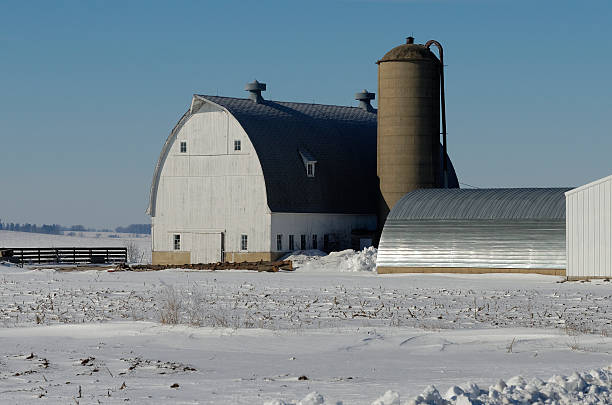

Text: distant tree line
xmin=115 ymin=224 xmax=150 ymax=234
xmin=0 ymin=220 xmax=151 ymax=236
xmin=0 ymin=221 xmax=63 ymax=235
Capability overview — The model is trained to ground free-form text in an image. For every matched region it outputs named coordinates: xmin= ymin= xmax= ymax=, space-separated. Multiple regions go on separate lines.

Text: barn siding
xmin=270 ymin=213 xmax=376 ymax=252
xmin=151 ymin=101 xmax=271 ymax=264
xmin=150 ymin=97 xmax=382 ymax=265
xmin=566 ymin=175 xmax=612 ymax=279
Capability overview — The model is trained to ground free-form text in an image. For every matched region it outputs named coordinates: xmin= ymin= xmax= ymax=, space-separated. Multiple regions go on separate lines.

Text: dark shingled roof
xmin=388 ymin=188 xmax=571 ymax=221
xmin=198 ymin=95 xmax=458 ymax=215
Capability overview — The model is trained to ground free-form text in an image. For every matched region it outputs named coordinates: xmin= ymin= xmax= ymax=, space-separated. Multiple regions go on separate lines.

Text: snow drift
xmin=267 ymin=365 xmax=612 ymax=404
xmin=283 ymin=247 xmax=377 ymax=273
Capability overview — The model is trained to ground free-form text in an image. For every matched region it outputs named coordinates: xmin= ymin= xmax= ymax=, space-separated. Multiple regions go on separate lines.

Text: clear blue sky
xmin=1 ymin=0 xmax=611 ymax=228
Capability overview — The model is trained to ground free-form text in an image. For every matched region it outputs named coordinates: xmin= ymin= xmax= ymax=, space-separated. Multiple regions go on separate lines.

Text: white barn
xmin=566 ymin=174 xmax=612 ymax=280
xmin=147 ymin=82 xmax=381 ymax=264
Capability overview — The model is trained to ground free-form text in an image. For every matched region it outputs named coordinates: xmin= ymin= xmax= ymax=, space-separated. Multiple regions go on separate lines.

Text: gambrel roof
xmin=148 ymin=95 xmax=459 ymax=216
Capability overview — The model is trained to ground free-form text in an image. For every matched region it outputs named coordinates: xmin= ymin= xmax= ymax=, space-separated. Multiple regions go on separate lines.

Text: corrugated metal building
xmin=566 ymin=174 xmax=612 ymax=280
xmin=377 ymin=188 xmax=570 ymax=275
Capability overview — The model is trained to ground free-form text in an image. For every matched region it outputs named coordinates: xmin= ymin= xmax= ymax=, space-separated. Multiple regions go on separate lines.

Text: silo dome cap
xmin=377 ymin=40 xmax=440 ymax=64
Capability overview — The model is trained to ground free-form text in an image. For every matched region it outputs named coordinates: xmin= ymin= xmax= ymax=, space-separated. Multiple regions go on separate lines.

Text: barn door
xmin=191 ymin=233 xmax=222 ymax=264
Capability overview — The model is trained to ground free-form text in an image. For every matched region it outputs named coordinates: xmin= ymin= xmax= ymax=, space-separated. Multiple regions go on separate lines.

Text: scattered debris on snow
xmin=1 ymin=252 xmax=612 ymax=403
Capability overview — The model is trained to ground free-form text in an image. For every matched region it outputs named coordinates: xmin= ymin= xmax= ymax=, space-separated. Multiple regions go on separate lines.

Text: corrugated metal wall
xmin=377 ymin=219 xmax=566 ymax=269
xmin=566 ymin=175 xmax=612 ymax=278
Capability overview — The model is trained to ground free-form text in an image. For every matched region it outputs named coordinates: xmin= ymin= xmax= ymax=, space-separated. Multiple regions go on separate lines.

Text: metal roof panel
xmin=388 ymin=188 xmax=571 ymax=220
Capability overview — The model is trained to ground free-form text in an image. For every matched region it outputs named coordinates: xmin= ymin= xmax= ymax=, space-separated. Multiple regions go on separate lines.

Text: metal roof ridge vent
xmin=245 ymin=80 xmax=266 ymax=103
xmin=355 ymin=89 xmax=375 ymax=112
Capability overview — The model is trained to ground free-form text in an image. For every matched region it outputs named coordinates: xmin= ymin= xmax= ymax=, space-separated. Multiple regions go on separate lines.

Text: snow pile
xmin=284 ymin=247 xmax=377 ymax=273
xmin=281 ymin=249 xmax=328 ymax=266
xmin=372 ymin=390 xmax=401 ymax=405
xmin=405 ymin=368 xmax=612 ymax=404
xmin=264 ymin=391 xmax=339 ymax=405
xmin=269 ymin=366 xmax=612 ymax=404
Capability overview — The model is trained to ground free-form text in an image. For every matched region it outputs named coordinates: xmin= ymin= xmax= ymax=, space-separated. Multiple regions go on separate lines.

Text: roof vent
xmin=406 ymin=36 xmax=415 ymax=44
xmin=245 ymin=80 xmax=266 ymax=104
xmin=355 ymin=89 xmax=375 ymax=112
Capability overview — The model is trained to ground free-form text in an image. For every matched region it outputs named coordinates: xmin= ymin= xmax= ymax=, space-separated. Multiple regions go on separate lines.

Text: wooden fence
xmin=3 ymin=247 xmax=127 ymax=265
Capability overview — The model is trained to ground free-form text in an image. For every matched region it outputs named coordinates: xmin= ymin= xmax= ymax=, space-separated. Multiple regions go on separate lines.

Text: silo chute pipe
xmin=425 ymin=40 xmax=448 ymax=188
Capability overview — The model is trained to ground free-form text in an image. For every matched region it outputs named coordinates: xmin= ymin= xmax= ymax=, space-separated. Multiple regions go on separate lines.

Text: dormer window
xmin=299 ymin=149 xmax=317 ymax=178
xmin=307 ymin=162 xmax=315 ymax=177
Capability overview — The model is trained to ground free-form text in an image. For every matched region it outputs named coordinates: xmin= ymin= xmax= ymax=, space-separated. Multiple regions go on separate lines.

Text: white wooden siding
xmin=192 ymin=233 xmax=223 ymax=263
xmin=150 ymin=96 xmax=380 ymax=263
xmin=151 ymin=101 xmax=270 ymax=263
xmin=566 ymin=174 xmax=612 ymax=278
xmin=271 ymin=213 xmax=376 ymax=252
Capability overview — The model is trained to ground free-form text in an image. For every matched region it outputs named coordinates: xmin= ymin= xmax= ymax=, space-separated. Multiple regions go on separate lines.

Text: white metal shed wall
xmin=566 ymin=174 xmax=612 ymax=279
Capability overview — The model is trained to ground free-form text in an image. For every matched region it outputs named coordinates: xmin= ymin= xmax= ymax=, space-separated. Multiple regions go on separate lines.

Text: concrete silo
xmin=377 ymin=37 xmax=448 ymax=224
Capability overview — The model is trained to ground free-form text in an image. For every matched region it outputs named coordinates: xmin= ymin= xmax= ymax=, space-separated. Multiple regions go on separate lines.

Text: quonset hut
xmin=376 ymin=188 xmax=570 ymax=275
xmin=147 ymin=81 xmax=459 ymax=265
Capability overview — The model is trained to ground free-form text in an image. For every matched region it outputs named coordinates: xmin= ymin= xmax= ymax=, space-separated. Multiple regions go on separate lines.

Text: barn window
xmin=307 ymin=162 xmax=315 ymax=177
xmin=180 ymin=141 xmax=187 ymax=153
xmin=234 ymin=140 xmax=241 ymax=151
xmin=323 ymin=234 xmax=329 ymax=251
xmin=312 ymin=234 xmax=318 ymax=250
xmin=276 ymin=234 xmax=282 ymax=251
xmin=289 ymin=235 xmax=295 ymax=251
xmin=299 ymin=149 xmax=317 ymax=178
xmin=300 ymin=235 xmax=306 ymax=250
xmin=173 ymin=234 xmax=181 ymax=250
xmin=240 ymin=234 xmax=248 ymax=251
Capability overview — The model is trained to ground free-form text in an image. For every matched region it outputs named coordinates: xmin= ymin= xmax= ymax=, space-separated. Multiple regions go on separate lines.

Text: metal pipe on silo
xmin=376 ymin=36 xmax=443 ymax=225
xmin=425 ymin=40 xmax=448 ymax=188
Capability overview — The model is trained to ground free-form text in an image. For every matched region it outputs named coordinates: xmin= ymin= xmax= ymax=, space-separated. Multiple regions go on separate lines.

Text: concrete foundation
xmin=224 ymin=252 xmax=285 ymax=262
xmin=377 ymin=266 xmax=566 ymax=276
xmin=567 ymin=276 xmax=612 ymax=281
xmin=152 ymin=251 xmax=191 ymax=265
xmin=153 ymin=250 xmax=287 ymax=265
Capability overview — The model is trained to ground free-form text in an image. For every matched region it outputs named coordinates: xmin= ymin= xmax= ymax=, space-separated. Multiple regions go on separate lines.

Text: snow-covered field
xmin=0 ymin=230 xmax=152 ymax=263
xmin=1 ymin=246 xmax=612 ymax=403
